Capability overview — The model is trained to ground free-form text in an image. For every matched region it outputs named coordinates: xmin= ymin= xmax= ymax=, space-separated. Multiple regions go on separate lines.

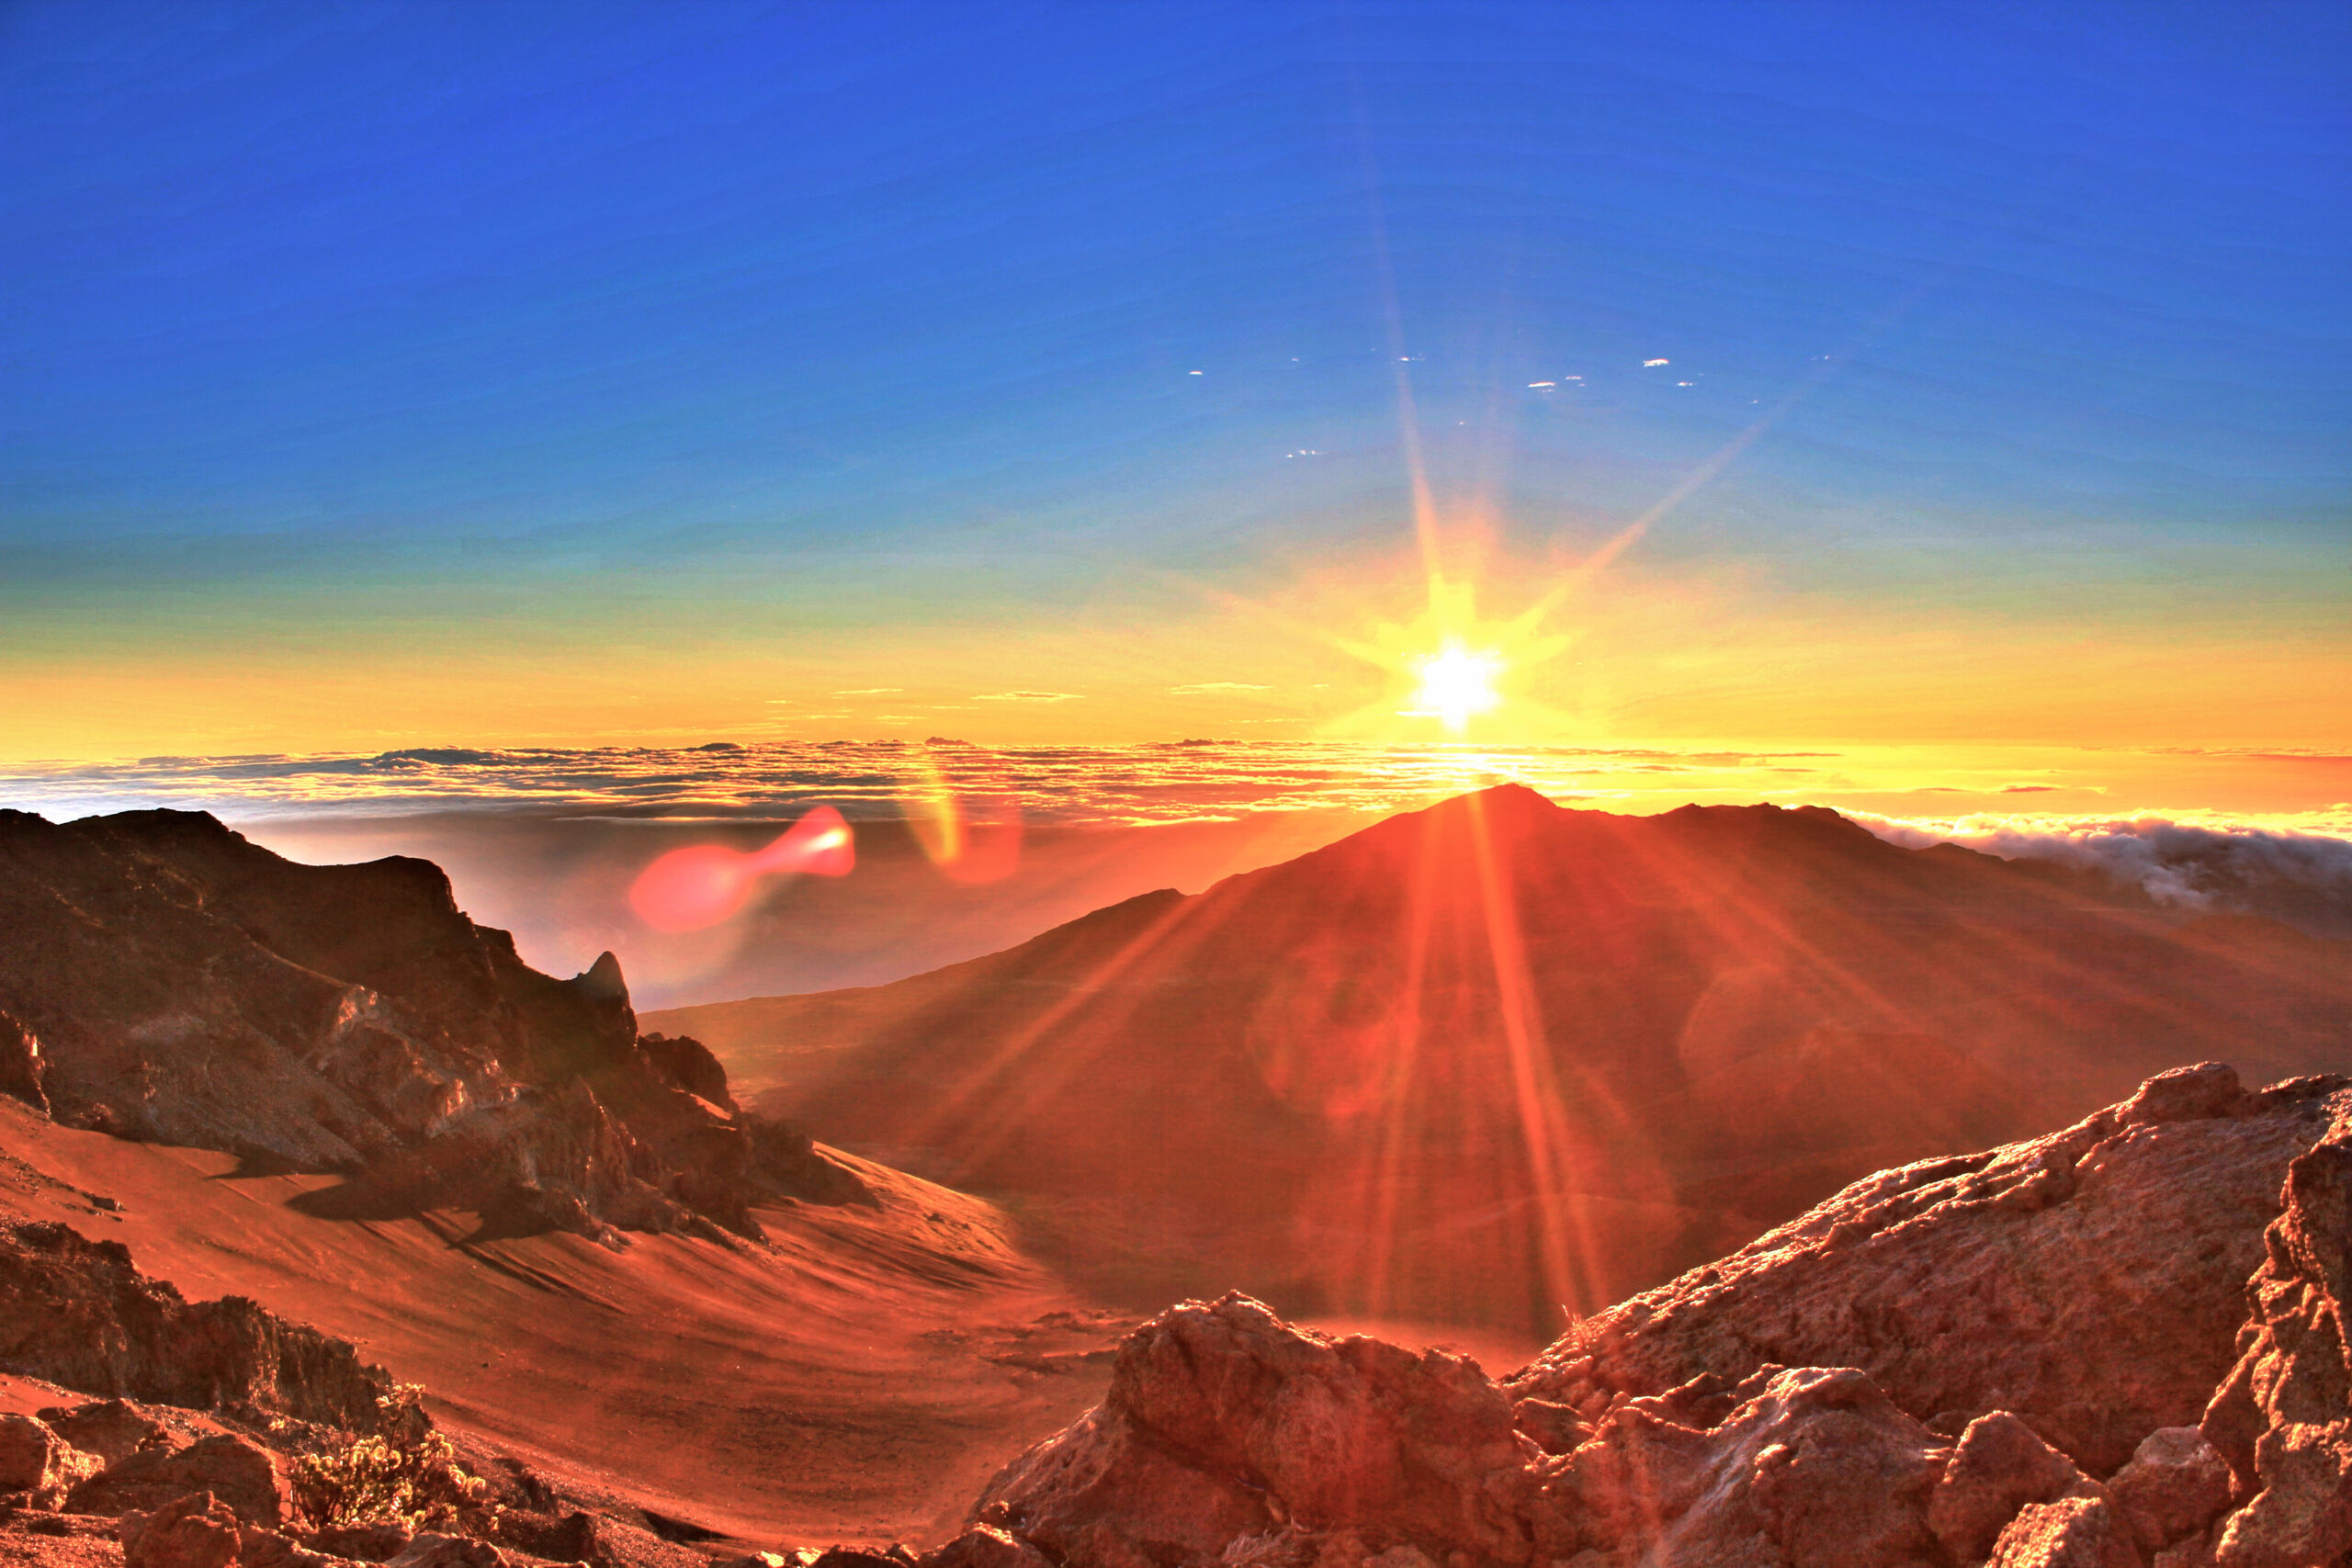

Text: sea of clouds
xmin=0 ymin=739 xmax=1795 ymax=825
xmin=1856 ymin=810 xmax=2352 ymax=936
xmin=6 ymin=741 xmax=2347 ymax=939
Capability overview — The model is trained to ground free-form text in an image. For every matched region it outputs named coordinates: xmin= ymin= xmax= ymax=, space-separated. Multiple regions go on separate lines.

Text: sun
xmin=1409 ymin=643 xmax=1505 ymax=732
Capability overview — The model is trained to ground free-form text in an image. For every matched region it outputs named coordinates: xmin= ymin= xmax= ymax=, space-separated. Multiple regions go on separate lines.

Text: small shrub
xmin=293 ymin=1385 xmax=492 ymax=1530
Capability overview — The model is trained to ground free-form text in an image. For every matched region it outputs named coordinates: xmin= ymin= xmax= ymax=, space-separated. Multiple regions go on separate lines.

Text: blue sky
xmin=3 ymin=1 xmax=2346 ymax=756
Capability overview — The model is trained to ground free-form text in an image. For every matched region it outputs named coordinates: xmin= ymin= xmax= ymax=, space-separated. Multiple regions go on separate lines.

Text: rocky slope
xmin=660 ymin=786 xmax=2352 ymax=1332
xmin=0 ymin=1213 xmax=760 ymax=1568
xmin=0 ymin=1222 xmax=397 ymax=1432
xmin=0 ymin=808 xmax=866 ymax=1244
xmin=935 ymin=1064 xmax=2352 ymax=1568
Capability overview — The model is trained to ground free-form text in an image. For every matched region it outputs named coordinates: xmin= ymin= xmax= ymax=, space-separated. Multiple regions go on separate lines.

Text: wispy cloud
xmin=1169 ymin=682 xmax=1271 ymax=694
xmin=972 ymin=691 xmax=1082 ymax=703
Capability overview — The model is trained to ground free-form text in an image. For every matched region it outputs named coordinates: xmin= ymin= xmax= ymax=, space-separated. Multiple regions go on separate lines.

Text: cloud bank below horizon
xmin=1857 ymin=810 xmax=2352 ymax=934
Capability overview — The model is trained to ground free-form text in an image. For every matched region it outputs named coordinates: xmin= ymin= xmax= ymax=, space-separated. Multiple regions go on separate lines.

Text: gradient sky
xmin=5 ymin=0 xmax=2346 ymax=760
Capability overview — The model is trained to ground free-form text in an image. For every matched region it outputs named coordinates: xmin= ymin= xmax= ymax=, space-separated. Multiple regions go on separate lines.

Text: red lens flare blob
xmin=628 ymin=806 xmax=854 ymax=932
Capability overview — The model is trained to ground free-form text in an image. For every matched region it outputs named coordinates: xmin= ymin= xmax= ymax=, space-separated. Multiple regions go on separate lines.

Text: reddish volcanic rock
xmin=120 ymin=1492 xmax=243 ymax=1568
xmin=1986 ymin=1494 xmax=2141 ymax=1568
xmin=380 ymin=1534 xmax=506 ymax=1568
xmin=980 ymin=1294 xmax=1532 ymax=1567
xmin=635 ymin=1034 xmax=735 ymax=1112
xmin=69 ymin=1433 xmax=296 ymax=1529
xmin=0 ymin=1010 xmax=48 ymax=1116
xmin=967 ymin=1066 xmax=2352 ymax=1568
xmin=0 ymin=1221 xmax=400 ymax=1432
xmin=922 ymin=1525 xmax=1053 ymax=1568
xmin=0 ymin=1413 xmax=102 ymax=1508
xmin=2105 ymin=1430 xmax=2232 ymax=1556
xmin=1507 ymin=1065 xmax=2351 ymax=1476
xmin=1534 ymin=1365 xmax=1950 ymax=1566
xmin=1928 ymin=1412 xmax=2109 ymax=1562
xmin=39 ymin=1401 xmax=188 ymax=1470
xmin=0 ymin=807 xmax=870 ymax=1244
xmin=2199 ymin=1101 xmax=2352 ymax=1566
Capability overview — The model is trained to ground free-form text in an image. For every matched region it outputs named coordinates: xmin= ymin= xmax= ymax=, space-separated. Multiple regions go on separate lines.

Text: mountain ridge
xmin=656 ymin=786 xmax=2352 ymax=1333
xmin=0 ymin=807 xmax=869 ymax=1245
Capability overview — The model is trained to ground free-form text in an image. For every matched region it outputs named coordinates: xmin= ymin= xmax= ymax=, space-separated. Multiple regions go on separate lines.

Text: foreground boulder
xmin=978 ymin=1293 xmax=1532 ymax=1568
xmin=948 ymin=1065 xmax=2352 ymax=1568
xmin=0 ymin=1412 xmax=103 ymax=1507
xmin=122 ymin=1491 xmax=244 ymax=1568
xmin=68 ymin=1433 xmax=296 ymax=1529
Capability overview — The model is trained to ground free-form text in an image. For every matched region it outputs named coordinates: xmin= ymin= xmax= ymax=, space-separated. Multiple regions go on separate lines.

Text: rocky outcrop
xmin=944 ymin=1066 xmax=2352 ymax=1568
xmin=0 ymin=807 xmax=869 ymax=1240
xmin=0 ymin=1008 xmax=49 ymax=1114
xmin=635 ymin=1034 xmax=734 ymax=1111
xmin=2198 ymin=1097 xmax=2352 ymax=1565
xmin=0 ymin=1220 xmax=401 ymax=1431
xmin=40 ymin=1399 xmax=189 ymax=1468
xmin=2107 ymin=1430 xmax=2233 ymax=1559
xmin=1926 ymin=1412 xmax=2114 ymax=1562
xmin=1508 ymin=1063 xmax=2346 ymax=1477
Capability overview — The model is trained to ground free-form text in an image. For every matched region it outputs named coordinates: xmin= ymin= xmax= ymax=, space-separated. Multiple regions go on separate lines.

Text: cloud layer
xmin=1858 ymin=810 xmax=2352 ymax=935
xmin=0 ymin=740 xmax=1825 ymax=828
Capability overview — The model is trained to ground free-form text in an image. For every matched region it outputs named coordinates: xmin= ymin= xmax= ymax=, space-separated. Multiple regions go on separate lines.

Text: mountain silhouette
xmin=660 ymin=786 xmax=2352 ymax=1336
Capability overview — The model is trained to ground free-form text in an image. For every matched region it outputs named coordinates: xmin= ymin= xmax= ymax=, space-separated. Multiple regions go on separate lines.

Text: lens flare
xmin=628 ymin=805 xmax=854 ymax=931
xmin=1408 ymin=644 xmax=1504 ymax=732
xmin=902 ymin=748 xmax=1023 ymax=885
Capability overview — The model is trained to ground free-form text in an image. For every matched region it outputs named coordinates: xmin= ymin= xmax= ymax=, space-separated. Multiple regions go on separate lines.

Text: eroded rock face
xmin=2106 ymin=1430 xmax=2232 ymax=1557
xmin=1508 ymin=1065 xmax=2350 ymax=1477
xmin=0 ymin=807 xmax=870 ymax=1241
xmin=0 ymin=1220 xmax=400 ymax=1432
xmin=635 ymin=1034 xmax=734 ymax=1111
xmin=967 ymin=1066 xmax=2352 ymax=1568
xmin=383 ymin=1533 xmax=506 ymax=1568
xmin=1928 ymin=1412 xmax=2107 ymax=1562
xmin=1535 ymin=1365 xmax=1949 ymax=1567
xmin=1985 ymin=1494 xmax=2140 ymax=1568
xmin=2199 ymin=1104 xmax=2352 ymax=1567
xmin=0 ymin=1009 xmax=49 ymax=1115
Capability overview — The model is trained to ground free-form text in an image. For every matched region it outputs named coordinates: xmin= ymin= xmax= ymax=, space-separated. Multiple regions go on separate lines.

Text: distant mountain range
xmin=654 ymin=784 xmax=2352 ymax=1335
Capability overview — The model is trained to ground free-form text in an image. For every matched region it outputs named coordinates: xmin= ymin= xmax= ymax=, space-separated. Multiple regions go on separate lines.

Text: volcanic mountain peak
xmin=658 ymin=785 xmax=2352 ymax=1333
